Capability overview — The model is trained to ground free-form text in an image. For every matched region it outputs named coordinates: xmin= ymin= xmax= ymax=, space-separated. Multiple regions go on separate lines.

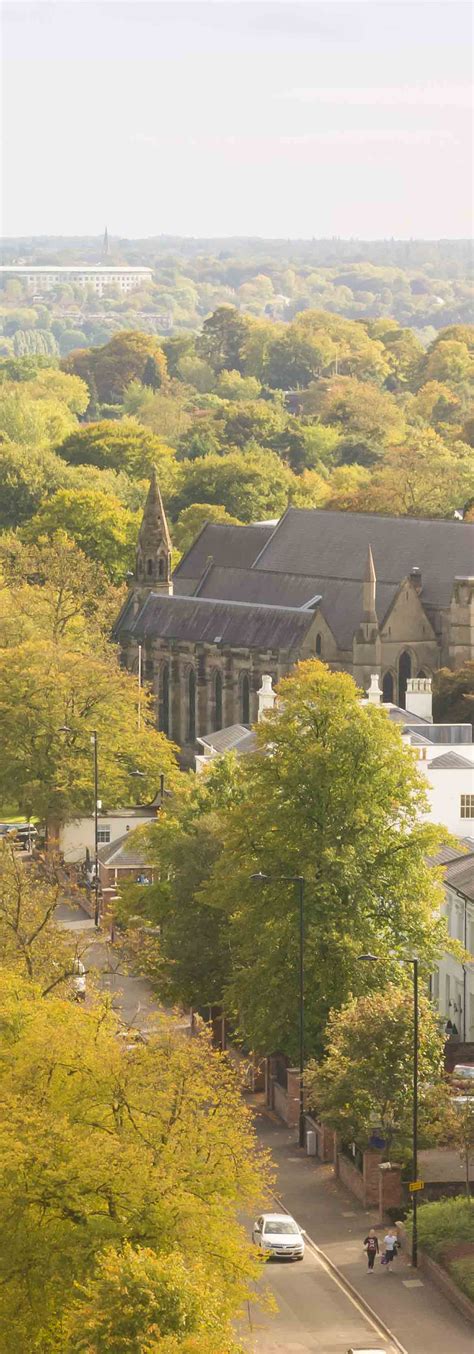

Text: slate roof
xmin=98 ymin=832 xmax=151 ymax=869
xmin=428 ymin=752 xmax=474 ymax=770
xmin=253 ymin=508 xmax=474 ymax=610
xmin=428 ymin=841 xmax=474 ymax=866
xmin=126 ymin=593 xmax=315 ymax=651
xmin=173 ymin=522 xmax=274 ymax=590
xmin=195 ymin=565 xmax=321 ymax=608
xmin=198 ymin=724 xmax=258 ymax=755
xmin=444 ymin=854 xmax=474 ymax=902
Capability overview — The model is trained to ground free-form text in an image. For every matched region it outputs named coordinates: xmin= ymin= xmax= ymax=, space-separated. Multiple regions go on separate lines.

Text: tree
xmin=0 ymin=531 xmax=121 ymax=646
xmin=366 ymin=320 xmax=424 ymax=388
xmin=142 ymin=354 xmax=163 ymax=390
xmin=65 ymin=1244 xmax=240 ymax=1354
xmin=29 ymin=366 xmax=90 ymax=415
xmin=0 ymin=636 xmax=177 ymax=830
xmin=0 ymin=383 xmax=77 ymax=450
xmin=56 ymin=417 xmax=178 ymax=492
xmin=23 ymin=488 xmax=140 ymax=581
xmin=291 ymin=311 xmax=390 ymax=382
xmin=196 ymin=306 xmax=252 ymax=374
xmin=265 ymin=329 xmax=338 ymax=389
xmin=433 ymin=663 xmax=474 ymax=725
xmin=170 ymin=448 xmax=293 ymax=522
xmin=202 ymin=662 xmax=448 ymax=1060
xmin=13 ymin=329 xmax=59 ymax=358
xmin=63 ymin=332 xmax=168 ymax=404
xmin=174 ymin=503 xmax=241 ymax=556
xmin=0 ymin=442 xmax=74 ymax=529
xmin=215 ymin=369 xmax=261 ymax=401
xmin=0 ymin=839 xmax=88 ymax=998
xmin=303 ymin=376 xmax=405 ymax=465
xmin=421 ymin=339 xmax=473 ymax=388
xmin=443 ymin=1095 xmax=474 ymax=1199
xmin=0 ymin=972 xmax=265 ymax=1351
xmin=355 ymin=433 xmax=473 ymax=518
xmin=124 ymin=382 xmax=191 ymax=447
xmin=305 ymin=987 xmax=447 ymax=1163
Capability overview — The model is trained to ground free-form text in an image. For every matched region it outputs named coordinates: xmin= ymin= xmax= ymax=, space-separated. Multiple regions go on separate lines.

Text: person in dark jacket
xmin=363 ymin=1229 xmax=379 ymax=1271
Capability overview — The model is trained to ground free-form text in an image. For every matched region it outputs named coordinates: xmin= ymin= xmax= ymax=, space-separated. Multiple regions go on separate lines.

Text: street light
xmin=358 ymin=951 xmax=419 ymax=1268
xmin=251 ymin=871 xmax=305 ymax=1149
xmin=90 ymin=730 xmax=100 ymax=928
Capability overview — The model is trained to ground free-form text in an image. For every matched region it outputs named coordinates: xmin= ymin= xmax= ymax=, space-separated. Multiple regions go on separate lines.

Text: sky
xmin=2 ymin=0 xmax=472 ymax=239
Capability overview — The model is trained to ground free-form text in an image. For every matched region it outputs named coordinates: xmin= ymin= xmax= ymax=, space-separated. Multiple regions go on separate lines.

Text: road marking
xmin=270 ymin=1189 xmax=408 ymax=1354
xmin=402 ymin=1279 xmax=424 ymax=1288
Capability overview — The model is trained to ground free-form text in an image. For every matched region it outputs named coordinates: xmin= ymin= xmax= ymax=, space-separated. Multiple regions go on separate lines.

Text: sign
xmin=408 ymin=1180 xmax=425 ymax=1192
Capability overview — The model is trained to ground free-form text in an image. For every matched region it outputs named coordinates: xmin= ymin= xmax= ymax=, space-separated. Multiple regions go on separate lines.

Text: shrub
xmin=449 ymin=1256 xmax=474 ymax=1303
xmin=408 ymin=1196 xmax=474 ymax=1261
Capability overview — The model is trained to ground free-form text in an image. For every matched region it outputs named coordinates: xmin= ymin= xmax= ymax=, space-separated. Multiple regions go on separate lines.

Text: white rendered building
xmin=0 ymin=265 xmax=153 ymax=295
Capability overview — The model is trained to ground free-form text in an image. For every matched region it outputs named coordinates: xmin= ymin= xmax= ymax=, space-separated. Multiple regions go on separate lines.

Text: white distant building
xmin=0 ymin=265 xmax=153 ymax=296
xmin=59 ymin=800 xmax=160 ymax=864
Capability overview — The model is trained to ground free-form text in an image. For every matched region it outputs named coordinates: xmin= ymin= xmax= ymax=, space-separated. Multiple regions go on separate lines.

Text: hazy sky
xmin=2 ymin=0 xmax=472 ymax=239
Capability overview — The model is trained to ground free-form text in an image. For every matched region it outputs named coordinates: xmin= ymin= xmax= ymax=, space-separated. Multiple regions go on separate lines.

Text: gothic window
xmin=146 ymin=559 xmax=153 ymax=577
xmin=382 ymin=671 xmax=394 ymax=703
xmin=158 ymin=558 xmax=164 ymax=579
xmin=213 ymin=670 xmax=223 ymax=731
xmin=187 ymin=668 xmax=196 ymax=742
xmin=398 ymin=651 xmax=412 ymax=708
xmin=417 ymin=668 xmax=427 ymax=679
xmin=241 ymin=673 xmax=250 ymax=724
xmin=315 ymin=633 xmax=322 ymax=656
xmin=159 ymin=663 xmax=170 ymax=737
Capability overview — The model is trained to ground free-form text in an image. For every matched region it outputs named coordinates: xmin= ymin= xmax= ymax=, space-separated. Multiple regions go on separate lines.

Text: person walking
xmin=382 ymin=1228 xmax=398 ymax=1271
xmin=363 ymin=1229 xmax=379 ymax=1271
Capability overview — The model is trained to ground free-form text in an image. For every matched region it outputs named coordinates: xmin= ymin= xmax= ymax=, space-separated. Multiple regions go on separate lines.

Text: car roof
xmin=260 ymin=1212 xmax=297 ymax=1223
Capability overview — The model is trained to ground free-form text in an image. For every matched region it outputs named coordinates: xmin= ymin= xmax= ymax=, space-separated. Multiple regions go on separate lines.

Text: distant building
xmin=0 ymin=265 xmax=153 ymax=296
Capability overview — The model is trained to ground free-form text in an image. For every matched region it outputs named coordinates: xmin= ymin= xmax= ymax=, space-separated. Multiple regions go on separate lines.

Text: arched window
xmin=417 ymin=668 xmax=427 ymax=679
xmin=398 ymin=651 xmax=412 ymax=709
xmin=241 ymin=673 xmax=250 ymax=724
xmin=213 ymin=671 xmax=223 ymax=731
xmin=382 ymin=671 xmax=394 ymax=703
xmin=315 ymin=633 xmax=322 ymax=656
xmin=158 ymin=558 xmax=164 ymax=579
xmin=159 ymin=663 xmax=170 ymax=737
xmin=187 ymin=668 xmax=196 ymax=742
xmin=146 ymin=558 xmax=153 ymax=577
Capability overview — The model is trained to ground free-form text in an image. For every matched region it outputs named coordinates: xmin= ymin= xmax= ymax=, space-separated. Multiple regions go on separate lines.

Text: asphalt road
xmin=242 ymin=1235 xmax=399 ymax=1354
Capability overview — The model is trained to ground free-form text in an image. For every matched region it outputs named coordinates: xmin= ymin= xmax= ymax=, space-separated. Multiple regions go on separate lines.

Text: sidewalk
xmin=251 ymin=1097 xmax=473 ymax=1354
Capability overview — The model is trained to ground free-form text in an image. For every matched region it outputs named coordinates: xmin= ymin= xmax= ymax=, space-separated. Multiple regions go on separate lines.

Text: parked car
xmin=72 ymin=958 xmax=86 ymax=1001
xmin=0 ymin=822 xmax=37 ymax=850
xmin=451 ymin=1064 xmax=474 ymax=1102
xmin=252 ymin=1212 xmax=305 ymax=1260
xmin=347 ymin=1348 xmax=388 ymax=1353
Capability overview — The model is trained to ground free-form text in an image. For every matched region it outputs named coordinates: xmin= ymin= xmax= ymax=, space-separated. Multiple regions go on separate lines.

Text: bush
xmin=449 ymin=1256 xmax=474 ymax=1303
xmin=408 ymin=1196 xmax=474 ymax=1261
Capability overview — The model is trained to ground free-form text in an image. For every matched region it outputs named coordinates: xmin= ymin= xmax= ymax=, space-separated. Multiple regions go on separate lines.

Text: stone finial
xmin=367 ymin=673 xmax=382 ymax=704
xmin=257 ymin=674 xmax=276 ymax=722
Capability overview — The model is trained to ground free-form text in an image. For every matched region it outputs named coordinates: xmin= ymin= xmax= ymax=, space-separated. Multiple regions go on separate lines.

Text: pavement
xmin=248 ymin=1098 xmax=473 ymax=1354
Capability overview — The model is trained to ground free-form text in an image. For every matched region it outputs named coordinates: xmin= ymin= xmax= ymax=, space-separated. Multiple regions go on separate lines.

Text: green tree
xmin=0 ymin=636 xmax=177 ymax=830
xmin=171 ymin=448 xmax=293 ymax=522
xmin=305 ymin=987 xmax=447 ymax=1163
xmin=0 ymin=530 xmax=121 ymax=646
xmin=0 ymin=442 xmax=74 ymax=529
xmin=0 ymin=840 xmax=89 ymax=998
xmin=63 ymin=331 xmax=168 ymax=404
xmin=142 ymin=353 xmax=163 ymax=390
xmin=265 ymin=329 xmax=337 ymax=389
xmin=174 ymin=503 xmax=241 ymax=555
xmin=421 ymin=339 xmax=473 ymax=388
xmin=23 ymin=487 xmax=140 ymax=581
xmin=356 ymin=433 xmax=473 ymax=518
xmin=196 ymin=306 xmax=251 ymax=374
xmin=0 ymin=972 xmax=265 ymax=1351
xmin=433 ymin=662 xmax=474 ymax=725
xmin=215 ymin=369 xmax=261 ymax=401
xmin=13 ymin=328 xmax=59 ymax=358
xmin=56 ymin=417 xmax=177 ymax=492
xmin=0 ymin=383 xmax=77 ymax=449
xmin=303 ymin=376 xmax=405 ymax=465
xmin=202 ymin=662 xmax=447 ymax=1059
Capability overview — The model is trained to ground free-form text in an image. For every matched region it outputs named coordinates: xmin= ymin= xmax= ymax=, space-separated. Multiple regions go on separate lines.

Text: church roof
xmin=252 ymin=508 xmax=474 ymax=610
xmin=126 ymin=593 xmax=316 ymax=651
xmin=173 ymin=522 xmax=274 ymax=593
xmin=198 ymin=724 xmax=258 ymax=755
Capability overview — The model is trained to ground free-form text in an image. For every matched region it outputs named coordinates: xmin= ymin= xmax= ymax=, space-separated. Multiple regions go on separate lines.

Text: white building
xmin=431 ymin=845 xmax=474 ymax=1041
xmin=0 ymin=265 xmax=153 ymax=296
xmin=59 ymin=802 xmax=159 ymax=864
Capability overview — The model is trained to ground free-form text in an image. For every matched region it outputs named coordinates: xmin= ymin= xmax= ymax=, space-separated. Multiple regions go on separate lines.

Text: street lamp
xmin=251 ymin=871 xmax=306 ymax=1148
xmin=90 ymin=730 xmax=99 ymax=928
xmin=358 ymin=952 xmax=419 ymax=1268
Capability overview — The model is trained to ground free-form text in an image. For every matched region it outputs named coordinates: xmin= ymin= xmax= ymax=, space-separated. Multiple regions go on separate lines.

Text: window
xmin=398 ymin=651 xmax=412 ymax=708
xmin=97 ymin=827 xmax=111 ymax=844
xmin=158 ymin=558 xmax=164 ymax=578
xmin=159 ymin=663 xmax=170 ymax=737
xmin=213 ymin=670 xmax=223 ymax=731
xmin=146 ymin=559 xmax=153 ymax=577
xmin=241 ymin=673 xmax=250 ymax=724
xmin=382 ymin=671 xmax=394 ymax=703
xmin=315 ymin=633 xmax=322 ymax=656
xmin=461 ymin=795 xmax=474 ymax=819
xmin=187 ymin=668 xmax=196 ymax=742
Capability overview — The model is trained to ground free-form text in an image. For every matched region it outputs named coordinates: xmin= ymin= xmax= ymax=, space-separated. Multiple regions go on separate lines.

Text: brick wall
xmin=336 ymin=1147 xmax=385 ymax=1207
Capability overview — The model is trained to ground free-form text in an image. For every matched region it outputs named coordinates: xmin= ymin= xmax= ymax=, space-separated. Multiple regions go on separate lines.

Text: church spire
xmin=134 ymin=466 xmax=173 ymax=595
xmin=363 ymin=544 xmax=377 ymax=620
xmin=102 ymin=225 xmax=110 ymax=258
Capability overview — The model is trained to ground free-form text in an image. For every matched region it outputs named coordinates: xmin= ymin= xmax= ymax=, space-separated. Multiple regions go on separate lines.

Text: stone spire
xmin=102 ymin=225 xmax=110 ymax=259
xmin=363 ymin=544 xmax=377 ymax=620
xmin=134 ymin=466 xmax=173 ymax=595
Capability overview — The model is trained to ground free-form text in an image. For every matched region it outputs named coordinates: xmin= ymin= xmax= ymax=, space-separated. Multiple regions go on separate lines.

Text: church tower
xmin=134 ymin=466 xmax=173 ymax=597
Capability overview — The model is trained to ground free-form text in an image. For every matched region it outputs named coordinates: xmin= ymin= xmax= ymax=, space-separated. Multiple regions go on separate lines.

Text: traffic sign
xmin=408 ymin=1180 xmax=424 ymax=1192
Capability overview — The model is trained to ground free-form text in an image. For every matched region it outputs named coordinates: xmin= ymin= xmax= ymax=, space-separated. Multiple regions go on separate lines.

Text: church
xmin=114 ymin=468 xmax=474 ymax=751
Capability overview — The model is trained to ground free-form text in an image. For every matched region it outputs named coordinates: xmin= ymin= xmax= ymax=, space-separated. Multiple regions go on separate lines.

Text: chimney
xmin=410 ymin=566 xmax=422 ymax=594
xmin=257 ymin=674 xmax=276 ymax=722
xmin=367 ymin=673 xmax=382 ymax=705
xmin=405 ymin=677 xmax=433 ymax=723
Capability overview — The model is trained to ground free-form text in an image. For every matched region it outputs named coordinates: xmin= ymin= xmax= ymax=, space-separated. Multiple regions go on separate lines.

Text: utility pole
xmin=91 ymin=730 xmax=99 ymax=928
xmin=137 ymin=643 xmax=142 ymax=731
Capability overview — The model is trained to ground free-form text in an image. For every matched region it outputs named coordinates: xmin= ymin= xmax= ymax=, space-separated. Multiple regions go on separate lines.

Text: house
xmin=98 ymin=833 xmax=155 ymax=910
xmin=59 ymin=793 xmax=162 ymax=864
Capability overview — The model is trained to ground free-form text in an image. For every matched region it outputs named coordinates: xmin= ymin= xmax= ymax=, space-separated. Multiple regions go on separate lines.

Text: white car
xmin=252 ymin=1212 xmax=305 ymax=1260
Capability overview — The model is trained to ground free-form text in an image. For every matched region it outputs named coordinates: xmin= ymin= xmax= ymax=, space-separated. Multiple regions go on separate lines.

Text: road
xmin=243 ymin=1241 xmax=401 ymax=1353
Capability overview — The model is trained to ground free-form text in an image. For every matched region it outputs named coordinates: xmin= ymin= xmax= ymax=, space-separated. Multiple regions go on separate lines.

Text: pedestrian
xmin=382 ymin=1228 xmax=397 ymax=1271
xmin=363 ymin=1229 xmax=379 ymax=1271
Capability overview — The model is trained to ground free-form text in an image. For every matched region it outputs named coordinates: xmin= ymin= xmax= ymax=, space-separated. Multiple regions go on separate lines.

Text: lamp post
xmin=358 ymin=952 xmax=419 ymax=1268
xmin=251 ymin=872 xmax=305 ymax=1148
